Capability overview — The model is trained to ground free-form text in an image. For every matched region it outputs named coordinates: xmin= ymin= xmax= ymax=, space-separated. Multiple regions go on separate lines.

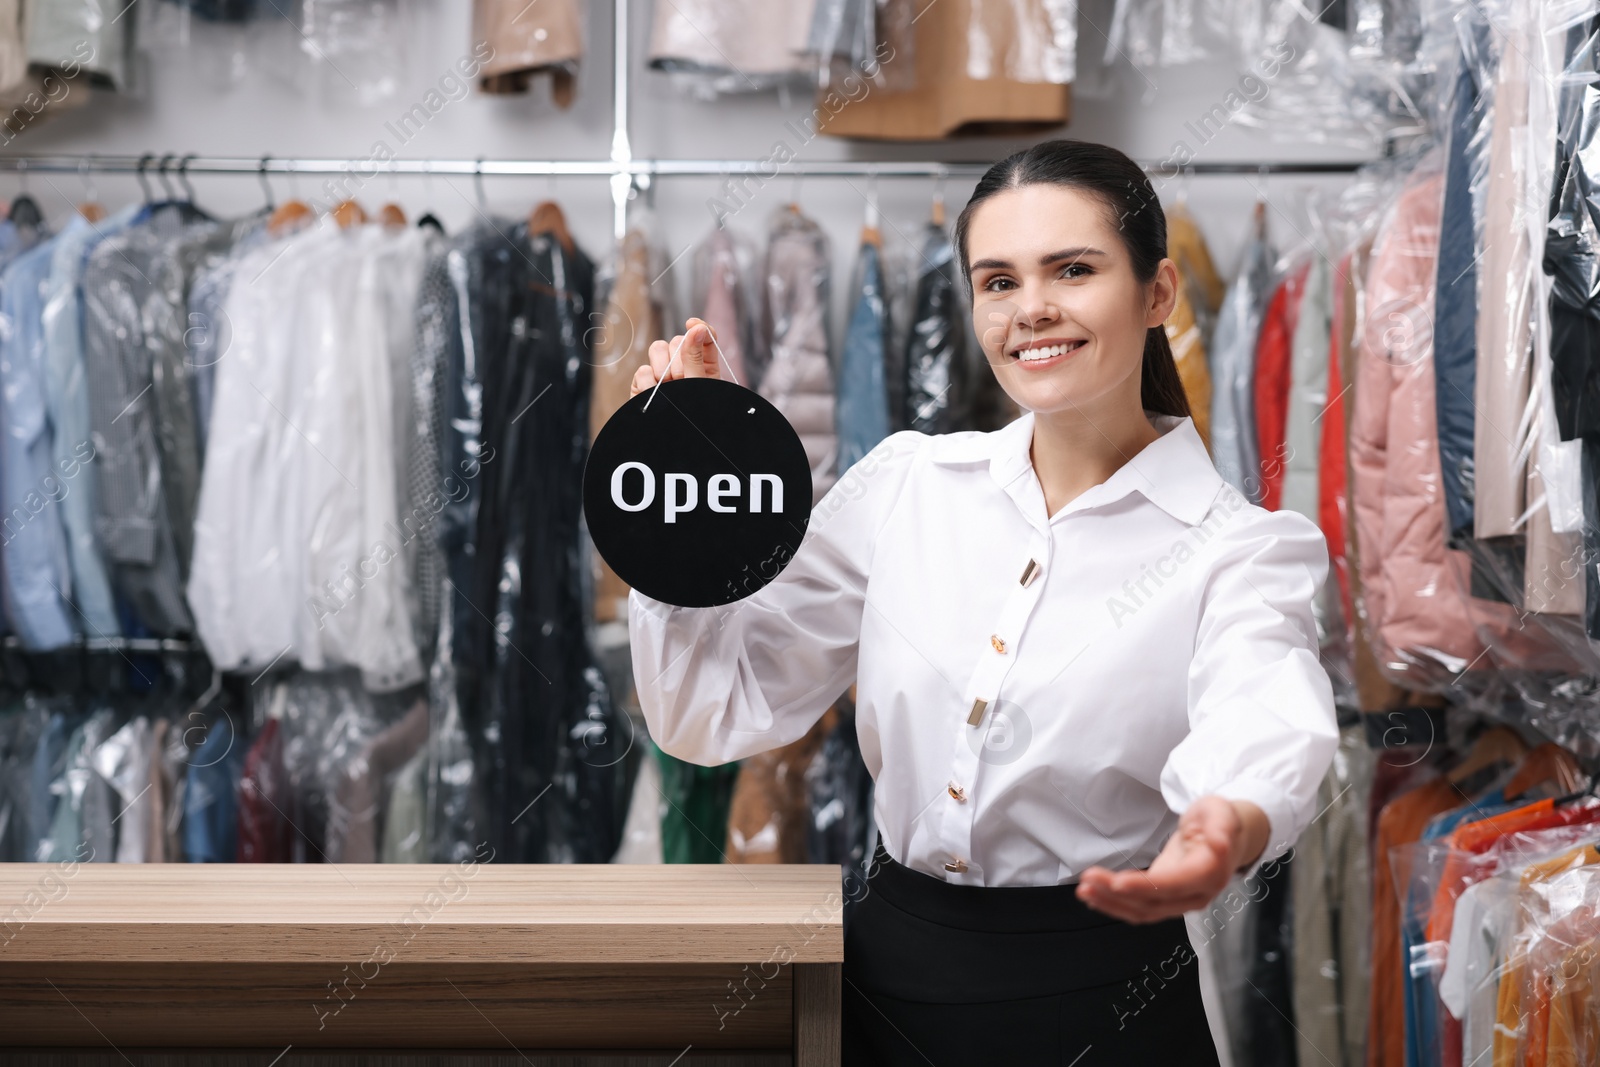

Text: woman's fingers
xmin=635 ymin=320 xmax=724 ymax=400
xmin=628 ymin=363 xmax=656 ymax=398
xmin=679 ymin=317 xmax=721 ymax=379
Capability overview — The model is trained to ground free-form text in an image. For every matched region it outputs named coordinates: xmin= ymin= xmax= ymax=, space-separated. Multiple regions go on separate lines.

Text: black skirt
xmin=842 ymin=839 xmax=1222 ymax=1066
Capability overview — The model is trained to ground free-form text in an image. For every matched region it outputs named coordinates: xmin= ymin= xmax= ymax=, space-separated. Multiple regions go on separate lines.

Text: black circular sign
xmin=583 ymin=377 xmax=813 ymax=607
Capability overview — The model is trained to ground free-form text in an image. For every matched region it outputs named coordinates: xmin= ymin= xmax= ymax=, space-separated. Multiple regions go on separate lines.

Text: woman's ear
xmin=1145 ymin=257 xmax=1180 ymax=330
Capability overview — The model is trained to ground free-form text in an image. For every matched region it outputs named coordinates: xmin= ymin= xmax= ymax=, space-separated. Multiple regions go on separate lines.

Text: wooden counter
xmin=0 ymin=862 xmax=844 ymax=1066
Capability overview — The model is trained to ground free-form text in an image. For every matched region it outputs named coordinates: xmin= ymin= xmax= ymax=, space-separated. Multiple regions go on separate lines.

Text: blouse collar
xmin=926 ymin=408 xmax=1227 ymax=527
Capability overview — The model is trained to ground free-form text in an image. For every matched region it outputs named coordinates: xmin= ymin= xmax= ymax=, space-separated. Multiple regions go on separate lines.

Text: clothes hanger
xmin=1553 ymin=770 xmax=1600 ymax=807
xmin=175 ymin=153 xmax=215 ymax=222
xmin=9 ymin=159 xmax=44 ymax=230
xmin=930 ymin=166 xmax=946 ymax=227
xmin=860 ymin=164 xmax=881 ymax=248
xmin=135 ymin=152 xmax=155 ymax=205
xmin=1446 ymin=724 xmax=1529 ymax=785
xmin=1504 ymin=742 xmax=1588 ymax=801
xmin=265 ymin=156 xmax=315 ymax=236
xmin=415 ymin=159 xmax=444 ymax=233
xmin=378 ymin=159 xmax=406 ymax=226
xmin=331 ymin=198 xmax=369 ymax=228
xmin=528 ymin=199 xmax=575 ymax=254
xmin=77 ymin=155 xmax=105 ymax=223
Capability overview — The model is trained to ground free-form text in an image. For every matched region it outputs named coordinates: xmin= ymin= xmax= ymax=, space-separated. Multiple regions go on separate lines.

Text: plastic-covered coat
xmin=455 ymin=216 xmax=628 ymax=864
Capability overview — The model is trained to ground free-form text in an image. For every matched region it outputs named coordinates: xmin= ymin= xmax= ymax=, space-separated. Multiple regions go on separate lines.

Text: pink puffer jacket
xmin=1348 ymin=158 xmax=1577 ymax=687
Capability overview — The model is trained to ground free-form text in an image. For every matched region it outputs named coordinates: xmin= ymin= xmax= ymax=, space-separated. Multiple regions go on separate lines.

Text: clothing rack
xmin=0 ymin=0 xmax=1378 ymax=238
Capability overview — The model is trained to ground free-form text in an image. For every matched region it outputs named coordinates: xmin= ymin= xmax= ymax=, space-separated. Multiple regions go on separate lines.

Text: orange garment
xmin=1434 ymin=799 xmax=1600 ymax=1067
xmin=1368 ymin=775 xmax=1485 ymax=1067
xmin=1492 ymin=844 xmax=1600 ymax=1067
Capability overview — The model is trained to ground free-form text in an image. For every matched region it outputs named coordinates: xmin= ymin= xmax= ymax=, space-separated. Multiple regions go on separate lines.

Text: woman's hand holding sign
xmin=629 ymin=317 xmax=725 ymax=398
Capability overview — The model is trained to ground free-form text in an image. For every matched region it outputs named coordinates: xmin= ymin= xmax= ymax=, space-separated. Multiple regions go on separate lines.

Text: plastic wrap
xmin=805 ymin=0 xmax=876 ymax=87
xmin=725 ymin=708 xmax=836 ymax=863
xmin=964 ymin=0 xmax=1075 ymax=84
xmin=647 ymin=0 xmax=815 ymax=99
xmin=298 ymin=0 xmax=410 ymax=105
xmin=757 ymin=205 xmax=837 ymax=505
xmin=456 ymin=215 xmax=628 ymax=864
xmin=188 ymin=221 xmax=431 ymax=692
xmin=0 ymin=696 xmax=49 ymax=862
xmin=1446 ymin=0 xmax=1600 ymax=695
xmin=1344 ymin=146 xmax=1576 ymax=693
xmin=835 ymin=231 xmax=890 ymax=473
xmin=689 ymin=223 xmax=759 ymax=391
xmin=1209 ymin=201 xmax=1276 ymax=503
xmin=903 ymin=220 xmax=971 ymax=435
xmin=473 ymin=0 xmax=583 ymax=103
xmin=804 ymin=691 xmax=875 ymax=928
xmin=142 ymin=0 xmax=263 ymax=93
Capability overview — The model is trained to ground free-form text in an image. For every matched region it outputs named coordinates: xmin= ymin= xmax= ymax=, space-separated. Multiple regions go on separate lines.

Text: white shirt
xmin=188 ymin=220 xmax=429 ymax=692
xmin=629 ymin=409 xmax=1339 ymax=886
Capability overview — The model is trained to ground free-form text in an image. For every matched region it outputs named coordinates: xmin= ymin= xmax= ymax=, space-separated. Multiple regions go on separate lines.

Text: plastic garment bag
xmin=725 ymin=706 xmax=838 ymax=864
xmin=902 ymin=221 xmax=968 ymax=435
xmin=805 ymin=691 xmax=875 ymax=931
xmin=835 ymin=234 xmax=890 ymax=473
xmin=757 ymin=206 xmax=838 ymax=504
xmin=1209 ymin=205 xmax=1276 ymax=503
xmin=690 ymin=223 xmax=757 ymax=392
xmin=457 ymin=219 xmax=628 ymax=864
xmin=647 ymin=0 xmax=816 ymax=98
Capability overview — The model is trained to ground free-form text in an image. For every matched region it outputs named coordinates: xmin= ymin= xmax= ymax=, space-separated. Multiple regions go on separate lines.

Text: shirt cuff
xmin=1209 ymin=776 xmax=1297 ymax=884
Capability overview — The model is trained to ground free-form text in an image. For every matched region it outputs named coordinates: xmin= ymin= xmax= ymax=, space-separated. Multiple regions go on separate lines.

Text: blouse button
xmin=943 ymin=858 xmax=968 ymax=873
xmin=947 ymin=781 xmax=966 ymax=801
xmin=990 ymin=634 xmax=1006 ymax=654
xmin=1019 ymin=558 xmax=1041 ymax=586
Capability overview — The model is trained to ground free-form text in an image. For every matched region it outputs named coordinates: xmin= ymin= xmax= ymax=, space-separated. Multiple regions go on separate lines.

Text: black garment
xmin=1242 ymin=853 xmax=1298 ymax=1067
xmin=843 ymin=839 xmax=1221 ymax=1066
xmin=1546 ymin=18 xmax=1600 ymax=441
xmin=805 ymin=692 xmax=875 ymax=930
xmin=457 ymin=220 xmax=628 ymax=864
xmin=1434 ymin=19 xmax=1491 ymax=548
xmin=901 ymin=223 xmax=968 ymax=434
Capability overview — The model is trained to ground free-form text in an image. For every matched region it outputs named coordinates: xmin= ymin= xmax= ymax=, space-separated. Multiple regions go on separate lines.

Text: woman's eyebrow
xmin=970 ymin=247 xmax=1109 ymax=272
xmin=1039 ymin=246 xmax=1108 ymax=265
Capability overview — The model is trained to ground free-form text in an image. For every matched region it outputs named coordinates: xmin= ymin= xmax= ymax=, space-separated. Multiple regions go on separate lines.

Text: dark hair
xmin=953 ymin=138 xmax=1191 ymax=421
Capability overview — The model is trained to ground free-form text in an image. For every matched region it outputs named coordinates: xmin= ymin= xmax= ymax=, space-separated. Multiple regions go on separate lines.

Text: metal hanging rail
xmin=0 ymin=154 xmax=1374 ymax=178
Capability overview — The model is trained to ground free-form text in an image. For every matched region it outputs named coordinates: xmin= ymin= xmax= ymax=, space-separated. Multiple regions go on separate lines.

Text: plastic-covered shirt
xmin=0 ymin=232 xmax=76 ymax=648
xmin=835 ymin=235 xmax=890 ymax=473
xmin=41 ymin=207 xmax=139 ymax=641
xmin=1209 ymin=214 xmax=1276 ymax=501
xmin=187 ymin=220 xmax=429 ymax=690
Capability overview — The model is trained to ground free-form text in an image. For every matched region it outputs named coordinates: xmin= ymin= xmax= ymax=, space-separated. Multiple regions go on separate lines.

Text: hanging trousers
xmin=842 ymin=838 xmax=1221 ymax=1066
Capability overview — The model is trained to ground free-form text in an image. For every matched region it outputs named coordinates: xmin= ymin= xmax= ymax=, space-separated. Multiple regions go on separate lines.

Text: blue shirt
xmin=0 ymin=233 xmax=77 ymax=648
xmin=40 ymin=206 xmax=143 ymax=640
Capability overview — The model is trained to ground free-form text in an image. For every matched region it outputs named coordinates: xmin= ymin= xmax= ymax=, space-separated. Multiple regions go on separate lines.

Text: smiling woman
xmin=627 ymin=138 xmax=1338 ymax=1066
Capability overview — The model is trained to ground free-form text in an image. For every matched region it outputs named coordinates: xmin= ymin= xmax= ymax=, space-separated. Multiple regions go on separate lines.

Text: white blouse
xmin=628 ymin=410 xmax=1339 ymax=886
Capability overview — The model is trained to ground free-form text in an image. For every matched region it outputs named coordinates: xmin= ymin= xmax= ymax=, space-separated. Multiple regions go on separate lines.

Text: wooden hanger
xmin=1446 ymin=724 xmax=1528 ymax=785
xmin=78 ymin=200 xmax=106 ymax=223
xmin=268 ymin=199 xmax=314 ymax=236
xmin=860 ymin=223 xmax=881 ymax=248
xmin=332 ymin=199 xmax=368 ymax=229
xmin=930 ymin=192 xmax=945 ymax=227
xmin=528 ymin=200 xmax=574 ymax=253
xmin=378 ymin=202 xmax=407 ymax=227
xmin=1504 ymin=742 xmax=1587 ymax=801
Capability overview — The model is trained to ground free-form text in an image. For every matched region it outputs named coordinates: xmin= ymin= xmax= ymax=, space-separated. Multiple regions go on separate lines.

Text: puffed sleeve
xmin=628 ymin=429 xmax=925 ymax=766
xmin=1159 ymin=502 xmax=1339 ymax=867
